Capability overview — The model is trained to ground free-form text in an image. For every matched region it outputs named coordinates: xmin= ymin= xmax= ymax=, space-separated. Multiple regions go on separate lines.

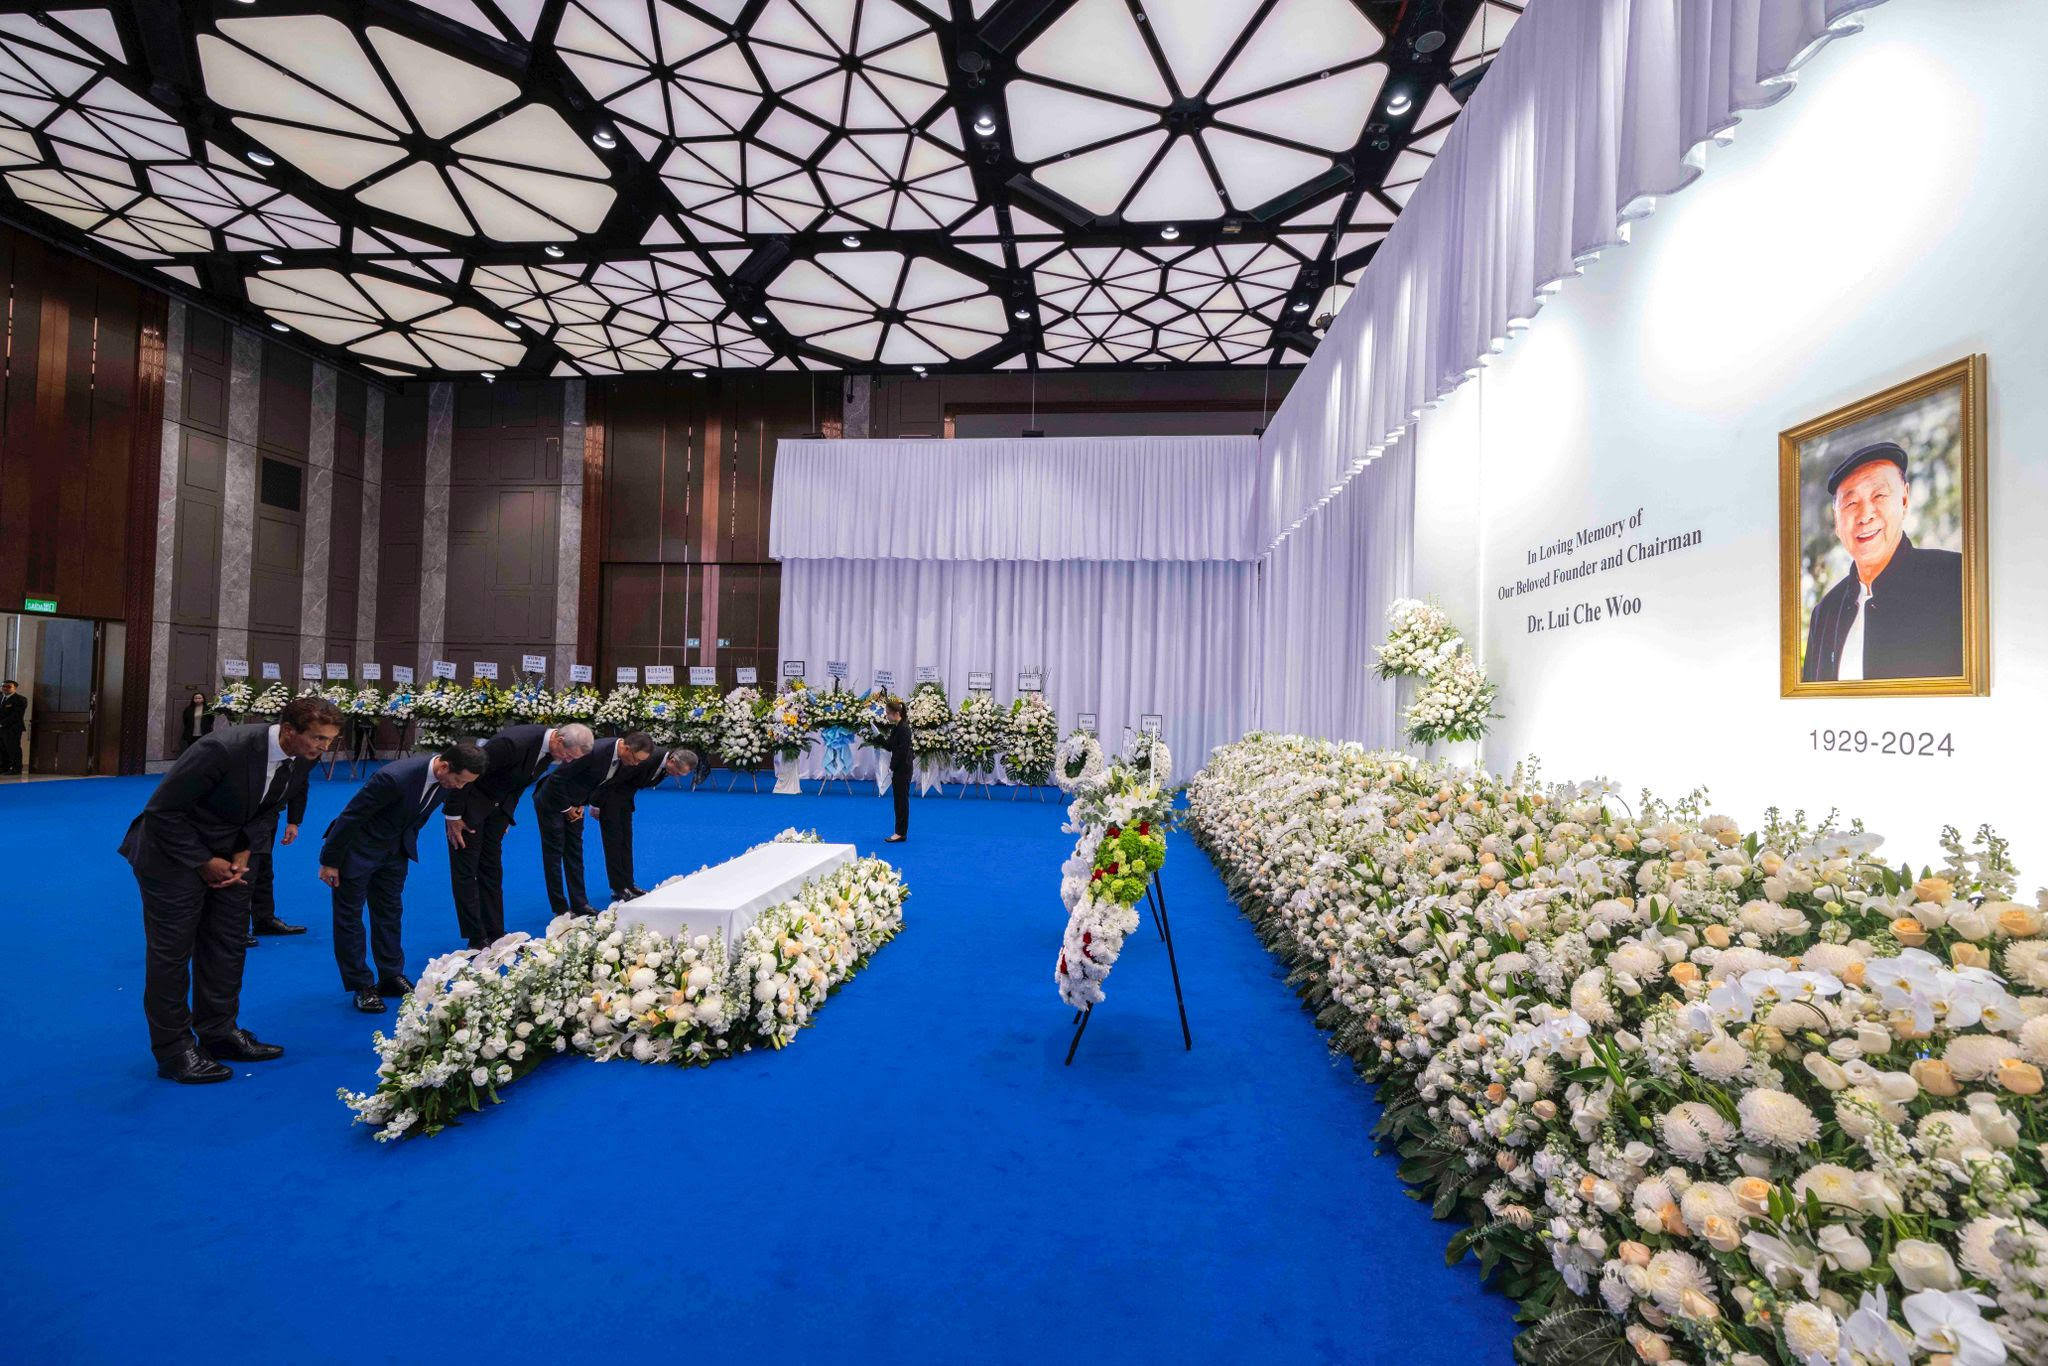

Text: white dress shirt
xmin=264 ymin=724 xmax=288 ymax=794
xmin=1838 ymin=580 xmax=1873 ymax=681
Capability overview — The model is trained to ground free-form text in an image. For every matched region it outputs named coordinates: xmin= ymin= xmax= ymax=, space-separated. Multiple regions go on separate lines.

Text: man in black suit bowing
xmin=591 ymin=744 xmax=697 ymax=901
xmin=446 ymin=721 xmax=594 ymax=948
xmin=119 ymin=696 xmax=343 ymax=1083
xmin=534 ymin=730 xmax=656 ymax=918
xmin=319 ymin=741 xmax=487 ymax=1013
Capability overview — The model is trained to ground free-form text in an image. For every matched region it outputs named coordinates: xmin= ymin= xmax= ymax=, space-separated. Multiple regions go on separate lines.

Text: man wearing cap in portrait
xmin=1801 ymin=441 xmax=1963 ymax=682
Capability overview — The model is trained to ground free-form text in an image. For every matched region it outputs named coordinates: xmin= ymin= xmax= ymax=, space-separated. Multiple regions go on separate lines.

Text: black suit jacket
xmin=0 ymin=691 xmax=24 ymax=734
xmin=119 ymin=725 xmax=311 ymax=878
xmin=320 ymin=753 xmax=445 ymax=867
xmin=592 ymin=747 xmax=672 ymax=817
xmin=886 ymin=721 xmax=913 ymax=777
xmin=1801 ymin=536 xmax=1964 ymax=682
xmin=538 ymin=737 xmax=624 ymax=811
xmin=456 ymin=724 xmax=555 ymax=827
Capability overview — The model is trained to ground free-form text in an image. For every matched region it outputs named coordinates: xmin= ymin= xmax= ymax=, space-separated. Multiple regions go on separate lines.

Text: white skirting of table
xmin=619 ymin=841 xmax=856 ymax=955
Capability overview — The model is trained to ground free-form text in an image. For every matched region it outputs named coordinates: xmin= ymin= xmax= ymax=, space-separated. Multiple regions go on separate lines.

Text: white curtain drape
xmin=1253 ymin=440 xmax=1414 ymax=746
xmin=779 ymin=558 xmax=1257 ymax=776
xmin=1253 ymin=0 xmax=1890 ymax=551
xmin=770 ymin=436 xmax=1257 ymax=562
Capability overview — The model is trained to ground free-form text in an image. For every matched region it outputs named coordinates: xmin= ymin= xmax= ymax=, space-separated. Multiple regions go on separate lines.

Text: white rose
xmin=469 ymin=1067 xmax=489 ymax=1086
xmin=1890 ymin=1238 xmax=1960 ymax=1292
xmin=1817 ymin=1224 xmax=1871 ymax=1273
xmin=1947 ymin=906 xmax=1990 ymax=941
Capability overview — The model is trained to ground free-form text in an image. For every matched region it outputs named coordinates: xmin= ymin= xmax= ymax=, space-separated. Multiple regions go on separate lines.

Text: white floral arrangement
xmin=339 ymin=853 xmax=908 ymax=1141
xmin=382 ymin=688 xmax=416 ymax=722
xmin=907 ymin=682 xmax=952 ymax=761
xmin=554 ymin=686 xmax=600 ymax=725
xmin=1055 ymin=729 xmax=1106 ymax=793
xmin=410 ymin=679 xmax=464 ymax=748
xmin=593 ymin=684 xmax=641 ymax=734
xmin=766 ymin=683 xmax=816 ymax=760
xmin=213 ymin=680 xmax=253 ymax=715
xmin=505 ymin=682 xmax=554 ymax=724
xmin=950 ymin=692 xmax=1008 ymax=777
xmin=348 ymin=686 xmax=382 ymax=717
xmin=1126 ymin=732 xmax=1173 ymax=788
xmin=720 ymin=686 xmax=768 ymax=768
xmin=641 ymin=688 xmax=683 ymax=745
xmin=1375 ymin=597 xmax=1462 ymax=678
xmin=1004 ymin=694 xmax=1059 ymax=787
xmin=245 ymin=682 xmax=291 ymax=718
xmin=1187 ymin=732 xmax=2048 ymax=1366
xmin=1055 ymin=765 xmax=1173 ymax=1009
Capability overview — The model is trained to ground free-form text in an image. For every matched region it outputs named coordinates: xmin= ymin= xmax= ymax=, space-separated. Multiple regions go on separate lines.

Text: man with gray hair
xmin=447 ymin=720 xmax=595 ymax=947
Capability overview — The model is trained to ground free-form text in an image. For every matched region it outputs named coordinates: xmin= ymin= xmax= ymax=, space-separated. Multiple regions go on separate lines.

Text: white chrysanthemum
xmin=1958 ymin=1216 xmax=2013 ymax=1281
xmin=1607 ymin=941 xmax=1663 ymax=980
xmin=1944 ymin=1033 xmax=2019 ymax=1080
xmin=1642 ymin=1249 xmax=1712 ymax=1314
xmin=2005 ymin=940 xmax=2048 ymax=989
xmin=1790 ymin=1162 xmax=1862 ymax=1211
xmin=1660 ymin=1102 xmax=1735 ymax=1162
xmin=1679 ymin=1181 xmax=1741 ymax=1231
xmin=1915 ymin=1111 xmax=1986 ymax=1162
xmin=1569 ymin=968 xmax=1615 ymax=1026
xmin=1690 ymin=1032 xmax=1751 ymax=1082
xmin=2020 ymin=1013 xmax=2048 ymax=1066
xmin=1801 ymin=942 xmax=1865 ymax=978
xmin=1781 ymin=1301 xmax=1841 ymax=1358
xmin=1738 ymin=1088 xmax=1820 ymax=1151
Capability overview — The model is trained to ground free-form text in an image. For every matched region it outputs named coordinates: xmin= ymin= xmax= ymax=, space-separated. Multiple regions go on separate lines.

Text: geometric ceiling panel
xmin=0 ymin=1 xmax=1515 ymax=379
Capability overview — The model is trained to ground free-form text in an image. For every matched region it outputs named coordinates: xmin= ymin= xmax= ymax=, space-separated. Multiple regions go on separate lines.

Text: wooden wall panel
xmin=441 ymin=377 xmax=561 ymax=674
xmin=375 ymin=386 xmax=427 ymax=667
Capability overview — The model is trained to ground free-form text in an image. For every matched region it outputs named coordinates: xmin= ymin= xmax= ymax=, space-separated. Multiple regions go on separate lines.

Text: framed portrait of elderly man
xmin=1779 ymin=355 xmax=1988 ymax=697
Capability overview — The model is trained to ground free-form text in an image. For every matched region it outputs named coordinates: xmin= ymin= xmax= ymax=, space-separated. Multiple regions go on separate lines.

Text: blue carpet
xmin=0 ymin=769 xmax=1519 ymax=1364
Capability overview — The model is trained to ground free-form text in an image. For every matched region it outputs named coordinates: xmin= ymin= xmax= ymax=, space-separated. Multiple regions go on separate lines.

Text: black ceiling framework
xmin=0 ymin=0 xmax=1520 ymax=382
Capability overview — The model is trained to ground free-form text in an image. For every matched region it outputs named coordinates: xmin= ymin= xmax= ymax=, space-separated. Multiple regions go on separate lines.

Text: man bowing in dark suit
xmin=119 ymin=696 xmax=343 ymax=1083
xmin=533 ymin=731 xmax=656 ymax=918
xmin=245 ymin=742 xmax=312 ymax=942
xmin=591 ymin=745 xmax=697 ymax=902
xmin=319 ymin=741 xmax=487 ymax=1013
xmin=446 ymin=721 xmax=594 ymax=948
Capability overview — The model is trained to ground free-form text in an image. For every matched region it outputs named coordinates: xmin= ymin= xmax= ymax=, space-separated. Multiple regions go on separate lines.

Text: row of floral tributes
xmin=1187 ymin=732 xmax=2047 ymax=1366
xmin=1054 ymin=733 xmax=1174 ymax=1010
xmin=339 ymin=831 xmax=907 ymax=1142
xmin=215 ymin=674 xmax=1080 ymax=785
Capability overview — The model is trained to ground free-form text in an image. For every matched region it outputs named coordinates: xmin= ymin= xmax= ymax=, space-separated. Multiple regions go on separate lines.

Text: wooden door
xmin=29 ymin=616 xmax=96 ymax=774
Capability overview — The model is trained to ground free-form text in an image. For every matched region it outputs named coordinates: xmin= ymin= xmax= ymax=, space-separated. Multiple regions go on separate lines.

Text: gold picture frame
xmin=1779 ymin=355 xmax=1988 ymax=698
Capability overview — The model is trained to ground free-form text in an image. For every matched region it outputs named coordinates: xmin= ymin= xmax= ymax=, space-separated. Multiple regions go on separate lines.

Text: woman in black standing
xmin=884 ymin=698 xmax=912 ymax=843
xmin=178 ymin=690 xmax=214 ymax=753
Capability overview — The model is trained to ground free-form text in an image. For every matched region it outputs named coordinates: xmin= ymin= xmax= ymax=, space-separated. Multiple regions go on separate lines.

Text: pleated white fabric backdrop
xmin=1253 ymin=441 xmax=1414 ymax=747
xmin=780 ymin=558 xmax=1258 ymax=777
xmin=1254 ymin=0 xmax=1891 ymax=550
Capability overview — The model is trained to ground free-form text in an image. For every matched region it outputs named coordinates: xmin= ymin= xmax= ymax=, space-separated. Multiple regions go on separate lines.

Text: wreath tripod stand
xmin=1065 ymin=876 xmax=1191 ymax=1065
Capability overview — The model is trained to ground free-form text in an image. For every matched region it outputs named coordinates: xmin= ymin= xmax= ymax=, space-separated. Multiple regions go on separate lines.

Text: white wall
xmin=1412 ymin=0 xmax=2048 ymax=872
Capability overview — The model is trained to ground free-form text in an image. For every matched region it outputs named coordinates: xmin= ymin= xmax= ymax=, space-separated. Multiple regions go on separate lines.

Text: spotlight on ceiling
xmin=1012 ymin=307 xmax=1031 ymax=320
xmin=691 ymin=370 xmax=708 ymax=379
xmin=1159 ymin=224 xmax=1180 ymax=241
xmin=544 ymin=244 xmax=565 ymax=257
xmin=259 ymin=252 xmax=282 ymax=265
xmin=911 ymin=364 xmax=927 ymax=372
xmin=506 ymin=318 xmax=524 ymax=330
xmin=269 ymin=322 xmax=287 ymax=332
xmin=1289 ymin=299 xmax=1310 ymax=313
xmin=749 ymin=313 xmax=768 ymax=324
xmin=841 ymin=234 xmax=862 ymax=248
xmin=245 ymin=148 xmax=275 ymax=167
xmin=483 ymin=372 xmax=497 ymax=382
xmin=972 ymin=110 xmax=998 ymax=138
xmin=1386 ymin=90 xmax=1413 ymax=116
xmin=591 ymin=128 xmax=618 ymax=150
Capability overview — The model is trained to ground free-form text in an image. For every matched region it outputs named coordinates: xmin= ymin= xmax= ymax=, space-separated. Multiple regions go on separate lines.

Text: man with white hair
xmin=446 ymin=720 xmax=595 ymax=947
xmin=1801 ymin=441 xmax=1963 ymax=682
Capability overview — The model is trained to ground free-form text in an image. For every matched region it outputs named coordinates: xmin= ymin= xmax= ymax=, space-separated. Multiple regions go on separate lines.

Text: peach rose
xmin=1734 ymin=1177 xmax=1774 ymax=1217
xmin=1703 ymin=925 xmax=1733 ymax=949
xmin=1670 ymin=962 xmax=1701 ymax=986
xmin=1911 ymin=1058 xmax=1962 ymax=1097
xmin=1996 ymin=904 xmax=2042 ymax=938
xmin=1891 ymin=917 xmax=1928 ymax=947
xmin=1952 ymin=943 xmax=1991 ymax=970
xmin=1618 ymin=1240 xmax=1653 ymax=1268
xmin=1913 ymin=876 xmax=1955 ymax=905
xmin=1996 ymin=1060 xmax=2044 ymax=1095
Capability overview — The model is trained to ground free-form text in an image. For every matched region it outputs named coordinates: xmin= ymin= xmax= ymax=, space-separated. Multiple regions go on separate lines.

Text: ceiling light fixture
xmin=1012 ymin=307 xmax=1030 ymax=320
xmin=692 ymin=370 xmax=708 ymax=378
xmin=590 ymin=128 xmax=617 ymax=150
xmin=750 ymin=313 xmax=768 ymax=324
xmin=841 ymin=234 xmax=861 ymax=248
xmin=972 ymin=110 xmax=997 ymax=138
xmin=506 ymin=318 xmax=524 ymax=330
xmin=1159 ymin=225 xmax=1180 ymax=241
xmin=483 ymin=372 xmax=497 ymax=382
xmin=544 ymin=244 xmax=565 ymax=258
xmin=1414 ymin=29 xmax=1447 ymax=54
xmin=1290 ymin=299 xmax=1310 ymax=312
xmin=269 ymin=321 xmax=287 ymax=332
xmin=259 ymin=252 xmax=282 ymax=265
xmin=1386 ymin=90 xmax=1413 ymax=116
xmin=245 ymin=148 xmax=274 ymax=167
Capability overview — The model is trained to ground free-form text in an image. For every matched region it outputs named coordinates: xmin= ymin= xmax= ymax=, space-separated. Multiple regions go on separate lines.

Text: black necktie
xmin=261 ymin=761 xmax=292 ymax=812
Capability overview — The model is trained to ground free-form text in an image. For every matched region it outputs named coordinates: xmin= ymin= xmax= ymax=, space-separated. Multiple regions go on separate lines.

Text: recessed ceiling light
xmin=259 ymin=252 xmax=282 ymax=265
xmin=841 ymin=234 xmax=861 ymax=248
xmin=1414 ymin=29 xmax=1446 ymax=54
xmin=591 ymin=129 xmax=617 ymax=149
xmin=1289 ymin=299 xmax=1310 ymax=312
xmin=245 ymin=148 xmax=275 ymax=167
xmin=1386 ymin=90 xmax=1413 ymax=116
xmin=544 ymin=244 xmax=564 ymax=257
xmin=506 ymin=318 xmax=524 ymax=330
xmin=1159 ymin=225 xmax=1180 ymax=241
xmin=749 ymin=313 xmax=768 ymax=324
xmin=269 ymin=322 xmax=287 ymax=332
xmin=911 ymin=364 xmax=926 ymax=373
xmin=483 ymin=372 xmax=497 ymax=383
xmin=691 ymin=370 xmax=708 ymax=379
xmin=1012 ymin=307 xmax=1031 ymax=320
xmin=972 ymin=111 xmax=997 ymax=137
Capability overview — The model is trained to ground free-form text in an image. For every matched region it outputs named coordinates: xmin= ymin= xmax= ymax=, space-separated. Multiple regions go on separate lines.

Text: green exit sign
xmin=22 ymin=597 xmax=56 ymax=614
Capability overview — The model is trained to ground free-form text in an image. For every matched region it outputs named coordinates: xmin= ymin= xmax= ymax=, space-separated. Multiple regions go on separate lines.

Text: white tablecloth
xmin=619 ymin=842 xmax=856 ymax=955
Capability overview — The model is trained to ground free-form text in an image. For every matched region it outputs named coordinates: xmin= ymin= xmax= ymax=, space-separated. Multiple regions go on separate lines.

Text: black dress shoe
xmin=617 ymin=885 xmax=648 ymax=901
xmin=201 ymin=1028 xmax=285 ymax=1062
xmin=243 ymin=933 xmax=260 ymax=947
xmin=375 ymin=975 xmax=415 ymax=999
xmin=157 ymin=1045 xmax=233 ymax=1084
xmin=353 ymin=989 xmax=386 ymax=1013
xmin=569 ymin=904 xmax=595 ymax=918
xmin=253 ymin=917 xmax=306 ymax=935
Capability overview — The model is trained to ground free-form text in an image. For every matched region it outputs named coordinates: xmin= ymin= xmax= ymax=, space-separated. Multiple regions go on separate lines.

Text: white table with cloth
xmin=618 ymin=841 xmax=856 ymax=956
